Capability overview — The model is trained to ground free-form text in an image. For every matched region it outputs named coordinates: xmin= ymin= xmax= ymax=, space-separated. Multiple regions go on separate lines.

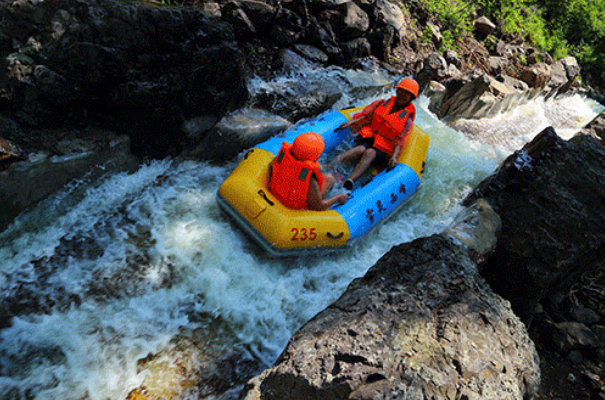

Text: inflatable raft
xmin=217 ymin=106 xmax=430 ymax=257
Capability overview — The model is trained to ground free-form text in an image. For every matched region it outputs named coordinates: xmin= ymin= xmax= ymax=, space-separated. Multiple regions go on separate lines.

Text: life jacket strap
xmin=298 ymin=168 xmax=309 ymax=181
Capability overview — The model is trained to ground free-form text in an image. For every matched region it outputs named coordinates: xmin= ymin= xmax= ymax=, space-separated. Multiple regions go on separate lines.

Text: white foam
xmin=1 ymin=67 xmax=602 ymax=399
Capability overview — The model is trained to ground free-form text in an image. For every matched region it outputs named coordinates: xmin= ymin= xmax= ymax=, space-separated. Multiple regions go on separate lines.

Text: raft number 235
xmin=291 ymin=227 xmax=317 ymax=241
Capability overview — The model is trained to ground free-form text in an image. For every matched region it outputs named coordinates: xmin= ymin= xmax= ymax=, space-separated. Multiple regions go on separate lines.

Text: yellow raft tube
xmin=217 ymin=107 xmax=430 ymax=257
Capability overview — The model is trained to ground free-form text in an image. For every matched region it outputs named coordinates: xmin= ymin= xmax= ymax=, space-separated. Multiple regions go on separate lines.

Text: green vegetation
xmin=414 ymin=0 xmax=605 ymax=87
xmin=415 ymin=0 xmax=474 ymax=49
xmin=419 ymin=26 xmax=434 ymax=44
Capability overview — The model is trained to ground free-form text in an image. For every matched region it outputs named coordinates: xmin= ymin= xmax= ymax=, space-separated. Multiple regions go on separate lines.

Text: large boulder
xmin=240 ymin=205 xmax=540 ymax=400
xmin=0 ymin=0 xmax=248 ymax=158
xmin=0 ymin=125 xmax=138 ymax=233
xmin=127 ymin=328 xmax=259 ymax=400
xmin=463 ymin=127 xmax=605 ymax=322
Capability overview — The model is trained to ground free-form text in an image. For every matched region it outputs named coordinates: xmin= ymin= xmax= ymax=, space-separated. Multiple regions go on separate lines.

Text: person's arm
xmin=338 ymin=99 xmax=384 ymax=132
xmin=307 ymin=177 xmax=348 ymax=211
xmin=388 ymin=145 xmax=401 ymax=169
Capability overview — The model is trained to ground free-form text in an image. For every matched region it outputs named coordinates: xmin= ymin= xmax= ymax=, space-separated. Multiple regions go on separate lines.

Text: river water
xmin=0 ymin=67 xmax=602 ymax=399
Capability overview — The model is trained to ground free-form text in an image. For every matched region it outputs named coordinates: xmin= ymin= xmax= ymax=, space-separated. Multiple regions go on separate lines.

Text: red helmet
xmin=396 ymin=78 xmax=419 ymax=98
xmin=291 ymin=132 xmax=325 ymax=161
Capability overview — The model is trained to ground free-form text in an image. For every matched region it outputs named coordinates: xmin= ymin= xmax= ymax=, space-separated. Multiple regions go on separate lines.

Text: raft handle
xmin=258 ymin=189 xmax=274 ymax=206
xmin=327 ymin=232 xmax=344 ymax=239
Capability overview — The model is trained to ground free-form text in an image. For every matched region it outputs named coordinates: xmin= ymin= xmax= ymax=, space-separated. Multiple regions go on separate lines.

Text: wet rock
xmin=293 ymin=44 xmax=329 ymax=64
xmin=0 ymin=128 xmax=138 ymax=233
xmin=571 ymin=304 xmax=601 ymax=325
xmin=275 ymin=48 xmax=321 ymax=74
xmin=240 ymin=235 xmax=539 ymax=400
xmin=578 ymin=110 xmax=605 ymax=146
xmin=0 ymin=137 xmax=24 ymax=169
xmin=443 ymin=198 xmax=501 ymax=262
xmin=341 ymin=37 xmax=372 ymax=61
xmin=435 ymin=59 xmax=583 ymax=119
xmin=423 ymin=80 xmax=447 ymax=115
xmin=438 ymin=74 xmax=493 ymax=119
xmin=181 ymin=108 xmax=291 ymax=163
xmin=129 ymin=328 xmax=259 ymax=400
xmin=552 ymin=322 xmax=599 ymax=353
xmin=424 ymin=48 xmax=581 ymax=120
xmin=464 ymin=127 xmax=605 ymax=322
xmin=0 ymin=0 xmax=248 ymax=158
xmin=249 ymin=76 xmax=343 ymax=122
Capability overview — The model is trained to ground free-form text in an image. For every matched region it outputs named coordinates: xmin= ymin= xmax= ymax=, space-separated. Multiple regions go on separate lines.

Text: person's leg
xmin=349 ymin=148 xmax=377 ymax=181
xmin=333 ymin=145 xmax=366 ymax=165
xmin=321 ymin=173 xmax=336 ymax=196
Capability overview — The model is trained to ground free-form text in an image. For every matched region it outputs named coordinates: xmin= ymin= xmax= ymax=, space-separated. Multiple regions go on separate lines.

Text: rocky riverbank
xmin=1 ymin=1 xmax=605 ymax=399
xmin=1 ymin=0 xmax=603 ymax=231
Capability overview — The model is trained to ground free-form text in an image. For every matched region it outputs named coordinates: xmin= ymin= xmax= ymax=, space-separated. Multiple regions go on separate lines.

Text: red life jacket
xmin=269 ymin=142 xmax=324 ymax=210
xmin=359 ymin=97 xmax=416 ymax=155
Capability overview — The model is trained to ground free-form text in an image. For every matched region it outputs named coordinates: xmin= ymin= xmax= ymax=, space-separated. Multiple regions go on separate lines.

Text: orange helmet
xmin=395 ymin=78 xmax=419 ymax=98
xmin=291 ymin=132 xmax=325 ymax=161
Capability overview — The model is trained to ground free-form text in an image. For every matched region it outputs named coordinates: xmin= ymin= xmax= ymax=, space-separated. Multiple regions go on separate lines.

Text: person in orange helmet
xmin=335 ymin=78 xmax=419 ymax=190
xmin=269 ymin=132 xmax=349 ymax=211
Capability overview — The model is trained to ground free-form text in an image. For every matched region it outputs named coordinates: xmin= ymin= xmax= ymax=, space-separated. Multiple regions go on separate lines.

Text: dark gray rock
xmin=0 ymin=127 xmax=138 ymax=233
xmin=438 ymin=74 xmax=493 ymax=119
xmin=293 ymin=44 xmax=330 ymax=64
xmin=578 ymin=110 xmax=605 ymax=146
xmin=464 ymin=127 xmax=605 ymax=322
xmin=552 ymin=322 xmax=599 ymax=353
xmin=240 ymin=233 xmax=539 ymax=400
xmin=570 ymin=304 xmax=601 ymax=325
xmin=181 ymin=108 xmax=291 ymax=163
xmin=0 ymin=0 xmax=248 ymax=158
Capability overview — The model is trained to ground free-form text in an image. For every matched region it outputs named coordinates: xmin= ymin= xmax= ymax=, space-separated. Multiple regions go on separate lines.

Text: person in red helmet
xmin=335 ymin=78 xmax=419 ymax=190
xmin=269 ymin=132 xmax=349 ymax=211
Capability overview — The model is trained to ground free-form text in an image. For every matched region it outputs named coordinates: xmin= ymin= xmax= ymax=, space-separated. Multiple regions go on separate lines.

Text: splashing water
xmin=449 ymin=93 xmax=602 ymax=152
xmin=0 ymin=68 xmax=602 ymax=400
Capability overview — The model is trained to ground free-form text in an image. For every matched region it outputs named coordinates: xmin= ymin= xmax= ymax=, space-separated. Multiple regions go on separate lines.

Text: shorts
xmin=353 ymin=136 xmax=389 ymax=166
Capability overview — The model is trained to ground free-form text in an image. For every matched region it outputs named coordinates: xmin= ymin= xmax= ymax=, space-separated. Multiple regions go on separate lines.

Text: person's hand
xmin=336 ymin=193 xmax=349 ymax=205
xmin=337 ymin=121 xmax=351 ymax=131
xmin=388 ymin=155 xmax=398 ymax=169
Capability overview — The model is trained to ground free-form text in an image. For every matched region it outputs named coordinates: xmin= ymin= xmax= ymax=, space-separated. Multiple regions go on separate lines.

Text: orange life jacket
xmin=359 ymin=97 xmax=416 ymax=155
xmin=269 ymin=142 xmax=324 ymax=210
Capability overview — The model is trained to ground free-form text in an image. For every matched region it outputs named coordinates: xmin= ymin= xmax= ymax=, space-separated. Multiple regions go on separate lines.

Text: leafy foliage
xmin=415 ymin=0 xmax=605 ymax=86
xmin=416 ymin=0 xmax=474 ymax=49
xmin=531 ymin=0 xmax=605 ymax=85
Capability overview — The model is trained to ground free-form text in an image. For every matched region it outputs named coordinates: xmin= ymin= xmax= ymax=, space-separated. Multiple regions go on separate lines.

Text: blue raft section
xmin=254 ymin=109 xmax=423 ymax=244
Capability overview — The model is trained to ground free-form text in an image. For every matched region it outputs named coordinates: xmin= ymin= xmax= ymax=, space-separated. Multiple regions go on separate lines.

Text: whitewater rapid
xmin=0 ymin=67 xmax=602 ymax=400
